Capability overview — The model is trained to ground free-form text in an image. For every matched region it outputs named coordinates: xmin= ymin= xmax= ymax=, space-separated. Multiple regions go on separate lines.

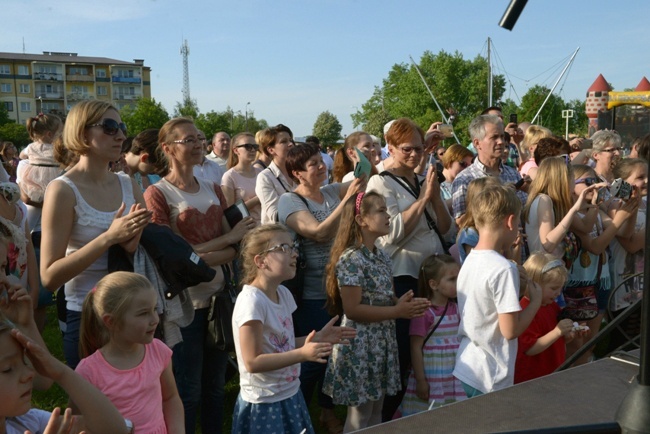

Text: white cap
xmin=383 ymin=120 xmax=395 ymax=136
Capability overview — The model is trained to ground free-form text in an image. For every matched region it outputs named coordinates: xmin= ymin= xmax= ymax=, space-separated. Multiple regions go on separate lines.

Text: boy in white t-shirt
xmin=453 ymin=184 xmax=541 ymax=396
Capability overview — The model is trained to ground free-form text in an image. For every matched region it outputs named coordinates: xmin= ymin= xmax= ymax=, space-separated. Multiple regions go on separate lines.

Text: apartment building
xmin=0 ymin=51 xmax=151 ymax=123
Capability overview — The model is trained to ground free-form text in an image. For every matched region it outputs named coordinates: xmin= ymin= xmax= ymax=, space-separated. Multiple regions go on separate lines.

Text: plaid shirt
xmin=451 ymin=157 xmax=527 ymax=219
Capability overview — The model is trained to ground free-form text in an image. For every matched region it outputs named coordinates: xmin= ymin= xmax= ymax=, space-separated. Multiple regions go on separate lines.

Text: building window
xmin=3 ymin=102 xmax=12 ymax=112
xmin=118 ymin=69 xmax=134 ymax=78
xmin=0 ymin=65 xmax=9 ymax=75
xmin=96 ymin=69 xmax=106 ymax=78
xmin=69 ymin=67 xmax=89 ymax=75
xmin=19 ymin=84 xmax=30 ymax=94
xmin=17 ymin=65 xmax=29 ymax=75
xmin=97 ymin=85 xmax=107 ymax=96
xmin=1 ymin=83 xmax=11 ymax=93
xmin=20 ymin=102 xmax=31 ymax=112
xmin=71 ymin=85 xmax=88 ymax=94
xmin=36 ymin=66 xmax=58 ymax=74
xmin=42 ymin=102 xmax=61 ymax=112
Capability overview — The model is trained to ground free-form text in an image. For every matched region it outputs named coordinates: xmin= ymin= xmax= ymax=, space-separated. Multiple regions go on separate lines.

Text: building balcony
xmin=111 ymin=76 xmax=141 ymax=84
xmin=113 ymin=94 xmax=140 ymax=100
xmin=36 ymin=92 xmax=64 ymax=99
xmin=66 ymin=74 xmax=95 ymax=82
xmin=34 ymin=73 xmax=63 ymax=81
xmin=67 ymin=93 xmax=91 ymax=101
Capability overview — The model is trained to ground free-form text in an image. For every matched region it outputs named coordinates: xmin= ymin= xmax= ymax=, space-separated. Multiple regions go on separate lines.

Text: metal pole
xmin=409 ymin=56 xmax=461 ymax=144
xmin=245 ymin=101 xmax=250 ymax=132
xmin=531 ymin=47 xmax=580 ymax=124
xmin=488 ymin=37 xmax=493 ymax=107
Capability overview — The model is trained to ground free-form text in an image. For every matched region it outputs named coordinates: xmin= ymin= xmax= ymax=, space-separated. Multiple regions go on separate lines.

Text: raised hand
xmin=0 ymin=278 xmax=32 ymax=327
xmin=11 ymin=329 xmax=68 ymax=383
xmin=106 ymin=203 xmax=151 ymax=247
xmin=395 ymin=290 xmax=431 ymax=319
xmin=301 ymin=330 xmax=333 ymax=363
xmin=315 ymin=315 xmax=357 ymax=345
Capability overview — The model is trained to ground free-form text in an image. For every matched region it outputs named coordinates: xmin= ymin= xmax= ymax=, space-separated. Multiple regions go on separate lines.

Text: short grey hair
xmin=468 ymin=114 xmax=502 ymax=141
xmin=591 ymin=130 xmax=621 ymax=152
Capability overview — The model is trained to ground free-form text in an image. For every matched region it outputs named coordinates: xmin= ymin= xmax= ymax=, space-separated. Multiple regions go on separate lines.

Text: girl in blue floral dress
xmin=323 ymin=192 xmax=430 ymax=432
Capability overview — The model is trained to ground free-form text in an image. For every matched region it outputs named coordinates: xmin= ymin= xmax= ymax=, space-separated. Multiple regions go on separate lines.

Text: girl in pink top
xmin=72 ymin=272 xmax=184 ymax=434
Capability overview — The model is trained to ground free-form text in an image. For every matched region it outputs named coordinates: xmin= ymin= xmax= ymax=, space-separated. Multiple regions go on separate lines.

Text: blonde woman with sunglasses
xmin=221 ymin=132 xmax=263 ymax=224
xmin=40 ymin=100 xmax=151 ymax=369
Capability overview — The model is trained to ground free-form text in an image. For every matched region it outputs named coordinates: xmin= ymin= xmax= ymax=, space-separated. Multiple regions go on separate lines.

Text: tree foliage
xmin=194 ymin=108 xmax=268 ymax=139
xmin=0 ymin=122 xmax=30 ymax=148
xmin=312 ymin=111 xmax=342 ymax=146
xmin=120 ymin=98 xmax=170 ymax=136
xmin=0 ymin=104 xmax=11 ymax=127
xmin=352 ymin=50 xmax=506 ymax=144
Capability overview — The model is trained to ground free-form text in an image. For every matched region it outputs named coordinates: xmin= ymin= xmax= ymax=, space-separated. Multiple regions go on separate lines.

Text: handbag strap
xmin=380 ymin=170 xmax=448 ymax=253
xmin=422 ymin=301 xmax=449 ymax=349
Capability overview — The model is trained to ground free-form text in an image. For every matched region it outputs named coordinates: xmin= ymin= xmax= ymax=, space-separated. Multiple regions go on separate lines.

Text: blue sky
xmin=2 ymin=0 xmax=649 ymax=136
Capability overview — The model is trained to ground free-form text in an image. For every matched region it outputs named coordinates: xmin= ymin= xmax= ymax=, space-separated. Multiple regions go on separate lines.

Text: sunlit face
xmin=269 ymin=131 xmax=293 ymax=163
xmin=540 ymin=278 xmax=565 ymax=306
xmin=347 ymin=134 xmax=373 ymax=164
xmin=258 ymin=231 xmax=298 ymax=282
xmin=112 ymin=287 xmax=159 ymax=346
xmin=296 ymin=153 xmax=326 ymax=185
xmin=165 ymin=123 xmax=202 ymax=167
xmin=593 ymin=141 xmax=622 ymax=172
xmin=84 ymin=109 xmax=126 ymax=162
xmin=233 ymin=136 xmax=258 ymax=165
xmin=625 ymin=165 xmax=648 ymax=196
xmin=358 ymin=197 xmax=390 ymax=237
xmin=390 ymin=131 xmax=424 ymax=170
xmin=213 ymin=132 xmax=231 ymax=158
xmin=0 ymin=332 xmax=35 ymax=417
xmin=475 ymin=122 xmax=505 ymax=162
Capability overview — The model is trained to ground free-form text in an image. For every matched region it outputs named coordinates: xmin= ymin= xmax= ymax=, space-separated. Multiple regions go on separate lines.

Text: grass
xmin=32 ymin=306 xmax=346 ymax=433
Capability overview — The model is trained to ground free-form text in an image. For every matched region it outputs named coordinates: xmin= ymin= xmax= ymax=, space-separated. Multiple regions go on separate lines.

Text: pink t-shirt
xmin=75 ymin=339 xmax=172 ymax=434
xmin=520 ymin=159 xmax=537 ymax=177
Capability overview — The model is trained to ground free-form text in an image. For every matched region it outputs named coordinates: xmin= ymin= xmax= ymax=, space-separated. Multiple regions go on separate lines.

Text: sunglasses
xmin=260 ymin=242 xmax=299 ymax=256
xmin=600 ymin=147 xmax=622 ymax=153
xmin=575 ymin=177 xmax=599 ymax=186
xmin=88 ymin=119 xmax=127 ymax=136
xmin=236 ymin=143 xmax=260 ymax=152
xmin=397 ymin=145 xmax=424 ymax=155
xmin=458 ymin=161 xmax=469 ymax=168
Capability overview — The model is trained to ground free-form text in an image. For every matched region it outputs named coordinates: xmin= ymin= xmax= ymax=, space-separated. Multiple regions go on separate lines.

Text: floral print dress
xmin=323 ymin=245 xmax=401 ymax=406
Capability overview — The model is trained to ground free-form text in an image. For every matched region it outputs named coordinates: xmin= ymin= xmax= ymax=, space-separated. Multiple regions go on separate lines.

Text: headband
xmin=542 ymin=259 xmax=564 ymax=274
xmin=354 ymin=192 xmax=365 ymax=215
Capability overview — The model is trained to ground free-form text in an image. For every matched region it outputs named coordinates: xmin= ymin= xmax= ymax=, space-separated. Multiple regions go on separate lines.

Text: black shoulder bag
xmin=206 ymin=263 xmax=239 ymax=352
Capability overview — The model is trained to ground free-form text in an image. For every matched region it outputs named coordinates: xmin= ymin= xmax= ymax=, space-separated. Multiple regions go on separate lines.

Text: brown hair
xmin=613 ymin=158 xmax=647 ymax=181
xmin=417 ymin=254 xmax=457 ymax=299
xmin=26 ymin=113 xmax=62 ymax=142
xmin=153 ymin=117 xmax=195 ymax=176
xmin=239 ymin=224 xmax=291 ymax=284
xmin=331 ymin=131 xmax=378 ymax=182
xmin=325 ymin=192 xmax=385 ymax=316
xmin=258 ymin=124 xmax=293 ymax=157
xmin=441 ymin=144 xmax=474 ymax=169
xmin=385 ymin=118 xmax=424 ymax=147
xmin=285 ymin=142 xmax=320 ymax=183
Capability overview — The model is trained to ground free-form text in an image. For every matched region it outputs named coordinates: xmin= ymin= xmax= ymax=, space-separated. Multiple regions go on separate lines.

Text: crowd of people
xmin=0 ymin=100 xmax=647 ymax=434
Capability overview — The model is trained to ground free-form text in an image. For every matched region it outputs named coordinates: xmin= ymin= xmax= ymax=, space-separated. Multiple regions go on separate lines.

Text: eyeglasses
xmin=575 ymin=177 xmax=599 ymax=186
xmin=171 ymin=138 xmax=199 ymax=146
xmin=260 ymin=242 xmax=299 ymax=256
xmin=88 ymin=119 xmax=127 ymax=136
xmin=600 ymin=147 xmax=622 ymax=153
xmin=397 ymin=145 xmax=424 ymax=155
xmin=236 ymin=143 xmax=260 ymax=152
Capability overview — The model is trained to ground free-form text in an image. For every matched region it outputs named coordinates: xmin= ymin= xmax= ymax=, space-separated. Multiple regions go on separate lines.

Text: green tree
xmin=566 ymin=99 xmax=589 ymax=137
xmin=0 ymin=122 xmax=30 ymax=148
xmin=518 ymin=85 xmax=567 ymax=135
xmin=312 ymin=111 xmax=342 ymax=146
xmin=195 ymin=110 xmax=231 ymax=139
xmin=120 ymin=98 xmax=170 ymax=136
xmin=353 ymin=50 xmax=506 ymax=144
xmin=0 ymin=104 xmax=11 ymax=126
xmin=173 ymin=99 xmax=200 ymax=119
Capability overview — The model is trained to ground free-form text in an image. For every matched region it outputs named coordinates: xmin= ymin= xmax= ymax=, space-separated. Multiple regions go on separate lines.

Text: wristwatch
xmin=125 ymin=419 xmax=134 ymax=434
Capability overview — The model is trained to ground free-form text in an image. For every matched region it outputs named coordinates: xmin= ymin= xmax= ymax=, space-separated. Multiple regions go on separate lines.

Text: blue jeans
xmin=293 ymin=299 xmax=335 ymax=410
xmin=172 ymin=307 xmax=229 ymax=434
xmin=63 ymin=310 xmax=82 ymax=369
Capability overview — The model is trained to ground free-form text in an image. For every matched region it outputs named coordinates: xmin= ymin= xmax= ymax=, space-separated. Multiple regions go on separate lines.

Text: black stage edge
xmin=358 ymin=353 xmax=638 ymax=433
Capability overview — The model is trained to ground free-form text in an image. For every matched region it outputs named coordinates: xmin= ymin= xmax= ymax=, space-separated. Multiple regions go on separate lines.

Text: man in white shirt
xmin=195 ymin=130 xmax=225 ymax=184
xmin=206 ymin=131 xmax=230 ymax=172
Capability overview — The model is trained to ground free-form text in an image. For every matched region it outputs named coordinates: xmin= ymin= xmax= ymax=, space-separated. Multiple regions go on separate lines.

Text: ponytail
xmin=79 ymin=290 xmax=109 ymax=358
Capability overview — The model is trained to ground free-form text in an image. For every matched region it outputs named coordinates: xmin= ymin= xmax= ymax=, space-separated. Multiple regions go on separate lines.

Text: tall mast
xmin=180 ymin=39 xmax=191 ymax=105
xmin=531 ymin=47 xmax=580 ymax=125
xmin=488 ymin=37 xmax=493 ymax=107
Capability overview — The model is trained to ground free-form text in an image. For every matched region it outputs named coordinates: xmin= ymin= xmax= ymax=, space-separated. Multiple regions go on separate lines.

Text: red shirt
xmin=515 ymin=299 xmax=565 ymax=384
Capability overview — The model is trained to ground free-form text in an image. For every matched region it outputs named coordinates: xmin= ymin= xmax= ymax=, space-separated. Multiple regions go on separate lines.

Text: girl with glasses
xmin=232 ymin=224 xmax=355 ymax=434
xmin=40 ymin=100 xmax=151 ymax=369
xmin=222 ymin=132 xmax=263 ymax=224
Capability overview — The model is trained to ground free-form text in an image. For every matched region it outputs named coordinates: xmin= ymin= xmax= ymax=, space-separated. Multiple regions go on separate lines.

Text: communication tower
xmin=180 ymin=39 xmax=191 ymax=104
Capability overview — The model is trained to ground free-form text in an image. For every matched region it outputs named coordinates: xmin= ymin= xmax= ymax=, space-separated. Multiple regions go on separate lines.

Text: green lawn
xmin=32 ymin=306 xmax=345 ymax=433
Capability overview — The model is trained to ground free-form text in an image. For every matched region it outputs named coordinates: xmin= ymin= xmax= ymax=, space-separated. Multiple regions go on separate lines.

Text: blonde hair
xmin=472 ymin=184 xmax=522 ymax=229
xmin=417 ymin=254 xmax=457 ymax=299
xmin=521 ymin=125 xmax=553 ymax=154
xmin=80 ymin=272 xmax=155 ymax=358
xmin=614 ymin=158 xmax=647 ymax=181
xmin=64 ymin=100 xmax=117 ymax=156
xmin=458 ymin=176 xmax=502 ymax=230
xmin=325 ymin=192 xmax=385 ymax=316
xmin=523 ymin=156 xmax=574 ymax=225
xmin=239 ymin=224 xmax=291 ymax=285
xmin=523 ymin=252 xmax=568 ymax=287
xmin=227 ymin=132 xmax=255 ymax=169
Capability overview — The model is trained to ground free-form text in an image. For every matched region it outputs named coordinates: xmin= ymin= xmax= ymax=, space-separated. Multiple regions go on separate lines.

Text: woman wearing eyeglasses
xmin=144 ymin=117 xmax=255 ymax=434
xmin=365 ymin=117 xmax=451 ymax=421
xmin=40 ymin=100 xmax=151 ymax=369
xmin=221 ymin=132 xmax=263 ymax=224
xmin=440 ymin=144 xmax=474 ymax=213
xmin=590 ymin=130 xmax=623 ymax=184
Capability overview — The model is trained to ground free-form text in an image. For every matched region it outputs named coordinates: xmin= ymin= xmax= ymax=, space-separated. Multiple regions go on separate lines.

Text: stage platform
xmin=359 ymin=352 xmax=640 ymax=433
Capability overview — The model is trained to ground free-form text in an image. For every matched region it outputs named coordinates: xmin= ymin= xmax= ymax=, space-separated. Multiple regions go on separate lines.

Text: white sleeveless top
xmin=58 ymin=173 xmax=136 ymax=311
